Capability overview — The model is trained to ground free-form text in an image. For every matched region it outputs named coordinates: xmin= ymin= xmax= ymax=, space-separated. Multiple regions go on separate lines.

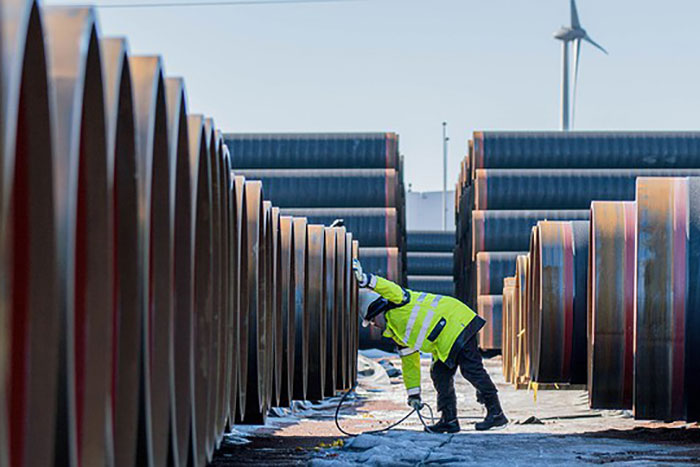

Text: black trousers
xmin=430 ymin=335 xmax=498 ymax=420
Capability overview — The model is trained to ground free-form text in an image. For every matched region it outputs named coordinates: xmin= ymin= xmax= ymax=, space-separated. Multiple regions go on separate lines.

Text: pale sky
xmin=46 ymin=0 xmax=700 ymax=191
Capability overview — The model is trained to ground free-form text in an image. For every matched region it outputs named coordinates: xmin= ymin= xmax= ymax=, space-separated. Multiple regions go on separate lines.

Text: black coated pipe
xmin=473 ymin=131 xmax=700 ymax=170
xmin=406 ymin=231 xmax=454 ymax=253
xmin=280 ymin=208 xmax=398 ymax=247
xmin=407 ymin=276 xmax=454 ymax=297
xmin=235 ymin=169 xmax=398 ymax=208
xmin=474 ymin=169 xmax=700 ymax=210
xmin=406 ymin=252 xmax=453 ymax=276
xmin=225 ymin=132 xmax=399 ymax=169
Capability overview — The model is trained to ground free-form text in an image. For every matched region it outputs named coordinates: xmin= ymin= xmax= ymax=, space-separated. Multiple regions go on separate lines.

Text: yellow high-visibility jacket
xmin=368 ymin=275 xmax=485 ymax=396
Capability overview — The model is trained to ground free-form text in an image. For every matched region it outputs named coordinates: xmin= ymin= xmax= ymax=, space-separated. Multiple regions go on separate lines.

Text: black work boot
xmin=475 ymin=395 xmax=508 ymax=431
xmin=425 ymin=414 xmax=461 ymax=434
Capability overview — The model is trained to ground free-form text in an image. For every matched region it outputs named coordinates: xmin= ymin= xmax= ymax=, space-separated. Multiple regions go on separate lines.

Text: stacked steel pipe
xmin=224 ymin=133 xmax=406 ymax=349
xmin=455 ymin=131 xmax=700 ymax=422
xmin=406 ymin=230 xmax=455 ymax=297
xmin=455 ymin=131 xmax=700 ymax=353
xmin=0 ymin=2 xmax=360 ymax=465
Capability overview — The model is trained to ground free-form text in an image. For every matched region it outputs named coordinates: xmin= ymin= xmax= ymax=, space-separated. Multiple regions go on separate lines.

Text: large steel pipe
xmin=101 ymin=37 xmax=141 ymax=467
xmin=2 ymin=2 xmax=59 ymax=465
xmin=357 ymin=247 xmax=401 ymax=282
xmin=278 ymin=216 xmax=296 ymax=406
xmin=473 ymin=131 xmax=700 ymax=170
xmin=528 ymin=221 xmax=589 ymax=384
xmin=635 ymin=177 xmax=700 ymax=422
xmin=271 ymin=207 xmax=284 ymax=407
xmin=351 ymin=240 xmax=360 ymax=384
xmin=406 ymin=230 xmax=454 ymax=252
xmin=474 ymin=169 xmax=700 ymax=210
xmin=502 ymin=277 xmax=516 ymax=383
xmin=477 ymin=295 xmax=502 ymax=350
xmin=216 ymin=134 xmax=231 ymax=439
xmin=262 ymin=201 xmax=275 ymax=415
xmin=164 ymin=77 xmax=193 ymax=466
xmin=475 ymin=251 xmax=525 ymax=296
xmin=335 ymin=227 xmax=348 ymax=391
xmin=229 ymin=174 xmax=245 ymax=423
xmin=130 ymin=55 xmax=173 ymax=467
xmin=44 ymin=8 xmax=112 ymax=465
xmin=343 ymin=232 xmax=354 ymax=390
xmin=324 ymin=227 xmax=338 ymax=396
xmin=202 ymin=119 xmax=220 ymax=449
xmin=407 ymin=252 xmax=452 ymax=276
xmin=472 ymin=210 xmax=589 ymax=260
xmin=232 ymin=175 xmax=247 ymax=420
xmin=279 ymin=207 xmax=398 ymax=248
xmin=240 ymin=181 xmax=268 ymax=424
xmin=224 ymin=132 xmax=400 ymax=169
xmin=188 ymin=115 xmax=212 ymax=467
xmin=306 ymin=225 xmax=327 ymax=400
xmin=291 ymin=218 xmax=309 ymax=401
xmin=514 ymin=255 xmax=529 ymax=384
xmin=587 ymin=201 xmax=636 ymax=410
xmin=407 ymin=276 xmax=454 ymax=296
xmin=235 ymin=169 xmax=398 ymax=208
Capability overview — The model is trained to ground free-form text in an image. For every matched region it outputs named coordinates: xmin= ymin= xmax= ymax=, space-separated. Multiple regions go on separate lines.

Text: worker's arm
xmin=367 ymin=275 xmax=407 ymax=305
xmin=398 ymin=347 xmax=421 ymax=396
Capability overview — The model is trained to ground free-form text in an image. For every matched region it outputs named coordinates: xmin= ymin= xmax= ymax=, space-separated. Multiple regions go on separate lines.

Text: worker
xmin=353 ymin=259 xmax=507 ymax=433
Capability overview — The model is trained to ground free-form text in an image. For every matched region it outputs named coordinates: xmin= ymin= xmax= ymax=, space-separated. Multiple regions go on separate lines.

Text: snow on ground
xmin=215 ymin=353 xmax=700 ymax=465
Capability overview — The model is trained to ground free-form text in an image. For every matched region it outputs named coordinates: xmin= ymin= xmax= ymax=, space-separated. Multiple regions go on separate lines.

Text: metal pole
xmin=561 ymin=40 xmax=570 ymax=131
xmin=442 ymin=122 xmax=448 ymax=231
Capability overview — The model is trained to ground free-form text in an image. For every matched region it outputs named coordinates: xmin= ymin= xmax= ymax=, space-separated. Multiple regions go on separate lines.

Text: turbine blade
xmin=572 ymin=38 xmax=581 ymax=128
xmin=571 ymin=0 xmax=581 ymax=28
xmin=584 ymin=35 xmax=608 ymax=54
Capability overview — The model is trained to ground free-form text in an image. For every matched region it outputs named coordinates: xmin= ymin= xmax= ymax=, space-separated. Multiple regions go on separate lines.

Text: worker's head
xmin=359 ymin=290 xmax=390 ymax=331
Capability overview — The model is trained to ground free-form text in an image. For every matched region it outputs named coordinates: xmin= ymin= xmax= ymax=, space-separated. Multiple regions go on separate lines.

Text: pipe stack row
xmin=224 ymin=133 xmax=406 ymax=349
xmin=501 ymin=177 xmax=700 ymax=423
xmin=406 ymin=231 xmax=455 ymax=296
xmin=454 ymin=131 xmax=700 ymax=353
xmin=0 ymin=2 xmax=359 ymax=466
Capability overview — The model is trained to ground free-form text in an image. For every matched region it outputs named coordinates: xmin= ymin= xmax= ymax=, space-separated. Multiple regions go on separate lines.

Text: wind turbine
xmin=554 ymin=0 xmax=607 ymax=131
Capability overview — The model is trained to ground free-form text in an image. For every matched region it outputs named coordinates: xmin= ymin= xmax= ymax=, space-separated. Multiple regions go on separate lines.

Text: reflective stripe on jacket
xmin=368 ymin=275 xmax=481 ymax=396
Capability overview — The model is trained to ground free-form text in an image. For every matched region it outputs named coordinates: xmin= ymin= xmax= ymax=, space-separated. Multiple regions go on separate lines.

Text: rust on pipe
xmin=635 ymin=178 xmax=688 ymax=421
xmin=3 ymin=1 xmax=59 ymax=465
xmin=306 ymin=224 xmax=327 ymax=401
xmin=291 ymin=217 xmax=309 ymax=401
xmin=278 ymin=216 xmax=296 ymax=406
xmin=44 ymin=8 xmax=113 ymax=465
xmin=232 ymin=175 xmax=247 ymax=420
xmin=587 ymin=201 xmax=636 ymax=410
xmin=187 ymin=114 xmax=212 ymax=467
xmin=528 ymin=221 xmax=589 ymax=384
xmin=271 ymin=207 xmax=284 ymax=407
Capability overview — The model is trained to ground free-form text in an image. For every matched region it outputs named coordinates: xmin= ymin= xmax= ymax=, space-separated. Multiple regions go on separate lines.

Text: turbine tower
xmin=554 ymin=0 xmax=607 ymax=131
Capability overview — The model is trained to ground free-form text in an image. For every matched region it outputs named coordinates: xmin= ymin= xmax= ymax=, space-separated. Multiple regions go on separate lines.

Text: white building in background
xmin=406 ymin=188 xmax=455 ymax=232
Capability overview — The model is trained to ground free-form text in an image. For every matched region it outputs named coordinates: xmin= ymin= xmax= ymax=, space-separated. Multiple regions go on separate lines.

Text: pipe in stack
xmin=0 ymin=2 xmax=360 ymax=465
xmin=224 ymin=133 xmax=407 ymax=350
xmin=455 ymin=131 xmax=700 ymax=423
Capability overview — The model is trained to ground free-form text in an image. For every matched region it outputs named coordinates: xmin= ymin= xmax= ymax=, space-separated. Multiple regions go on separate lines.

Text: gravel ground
xmin=211 ymin=352 xmax=700 ymax=466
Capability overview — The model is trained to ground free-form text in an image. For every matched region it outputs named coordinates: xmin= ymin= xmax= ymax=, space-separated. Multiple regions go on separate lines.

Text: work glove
xmin=407 ymin=394 xmax=424 ymax=411
xmin=352 ymin=259 xmax=369 ymax=287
